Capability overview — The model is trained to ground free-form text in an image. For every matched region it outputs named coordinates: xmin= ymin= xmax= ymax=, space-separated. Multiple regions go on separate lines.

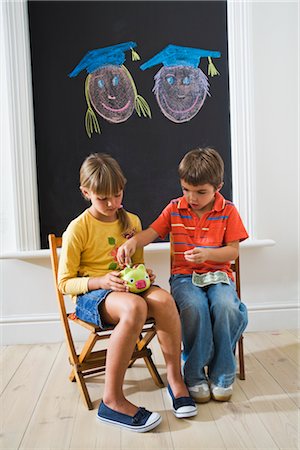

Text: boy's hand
xmin=117 ymin=238 xmax=137 ymax=266
xmin=146 ymin=268 xmax=156 ymax=284
xmin=184 ymin=247 xmax=210 ymax=264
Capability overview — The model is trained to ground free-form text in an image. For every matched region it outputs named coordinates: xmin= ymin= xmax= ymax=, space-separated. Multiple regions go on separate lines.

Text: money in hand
xmin=192 ymin=271 xmax=230 ymax=288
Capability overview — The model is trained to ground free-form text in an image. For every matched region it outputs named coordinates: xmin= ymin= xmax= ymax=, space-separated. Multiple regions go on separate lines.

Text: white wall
xmin=0 ymin=1 xmax=299 ymax=344
xmin=248 ymin=1 xmax=298 ymax=309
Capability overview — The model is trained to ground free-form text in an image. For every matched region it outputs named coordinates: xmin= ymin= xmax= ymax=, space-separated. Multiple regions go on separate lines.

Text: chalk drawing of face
xmin=153 ymin=66 xmax=209 ymax=123
xmin=69 ymin=41 xmax=151 ymax=137
xmin=140 ymin=44 xmax=221 ymax=124
xmin=89 ymin=65 xmax=135 ymax=123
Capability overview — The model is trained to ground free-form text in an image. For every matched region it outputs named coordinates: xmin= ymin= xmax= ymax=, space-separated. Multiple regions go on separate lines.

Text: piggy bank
xmin=120 ymin=264 xmax=151 ymax=293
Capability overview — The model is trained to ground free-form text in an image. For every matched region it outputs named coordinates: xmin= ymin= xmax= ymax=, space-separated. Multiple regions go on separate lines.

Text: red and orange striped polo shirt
xmin=150 ymin=192 xmax=248 ymax=279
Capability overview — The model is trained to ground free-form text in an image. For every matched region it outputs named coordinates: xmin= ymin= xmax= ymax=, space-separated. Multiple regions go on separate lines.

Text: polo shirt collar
xmin=178 ymin=191 xmax=225 ymax=212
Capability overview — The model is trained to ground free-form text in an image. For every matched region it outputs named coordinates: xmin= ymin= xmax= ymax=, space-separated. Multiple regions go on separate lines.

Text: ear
xmin=80 ymin=186 xmax=90 ymax=200
xmin=216 ymin=182 xmax=224 ymax=192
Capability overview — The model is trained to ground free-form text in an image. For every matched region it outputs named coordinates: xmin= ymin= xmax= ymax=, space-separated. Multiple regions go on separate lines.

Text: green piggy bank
xmin=120 ymin=264 xmax=151 ymax=293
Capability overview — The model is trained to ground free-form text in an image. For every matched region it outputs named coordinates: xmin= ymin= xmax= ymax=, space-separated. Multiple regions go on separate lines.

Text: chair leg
xmin=143 ymin=355 xmax=164 ymax=388
xmin=128 ymin=329 xmax=156 ymax=368
xmin=69 ymin=333 xmax=98 ymax=382
xmin=238 ymin=335 xmax=246 ymax=380
xmin=73 ymin=370 xmax=93 ymax=410
xmin=128 ymin=332 xmax=164 ymax=387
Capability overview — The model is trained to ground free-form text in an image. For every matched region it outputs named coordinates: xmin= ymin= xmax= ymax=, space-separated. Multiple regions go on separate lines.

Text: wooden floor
xmin=1 ymin=330 xmax=299 ymax=450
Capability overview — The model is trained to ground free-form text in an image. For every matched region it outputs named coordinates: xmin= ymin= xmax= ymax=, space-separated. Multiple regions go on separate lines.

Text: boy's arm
xmin=117 ymin=227 xmax=159 ymax=266
xmin=184 ymin=241 xmax=239 ymax=264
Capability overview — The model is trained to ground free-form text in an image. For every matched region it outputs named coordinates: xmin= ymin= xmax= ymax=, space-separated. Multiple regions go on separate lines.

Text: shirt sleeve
xmin=224 ymin=206 xmax=249 ymax=244
xmin=57 ymin=221 xmax=90 ymax=296
xmin=131 ymin=216 xmax=145 ymax=265
xmin=150 ymin=202 xmax=172 ymax=240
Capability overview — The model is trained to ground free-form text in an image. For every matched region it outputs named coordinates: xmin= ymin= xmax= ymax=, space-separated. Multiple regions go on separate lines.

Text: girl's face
xmin=181 ymin=180 xmax=221 ymax=215
xmin=89 ymin=65 xmax=135 ymax=123
xmin=81 ymin=188 xmax=124 ymax=222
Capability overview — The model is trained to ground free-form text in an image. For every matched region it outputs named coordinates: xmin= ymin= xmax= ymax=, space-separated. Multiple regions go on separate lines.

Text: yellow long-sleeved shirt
xmin=58 ymin=209 xmax=144 ymax=299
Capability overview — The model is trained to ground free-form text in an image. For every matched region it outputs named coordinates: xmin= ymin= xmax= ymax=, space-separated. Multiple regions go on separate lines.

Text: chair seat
xmin=67 ymin=313 xmax=156 ymax=333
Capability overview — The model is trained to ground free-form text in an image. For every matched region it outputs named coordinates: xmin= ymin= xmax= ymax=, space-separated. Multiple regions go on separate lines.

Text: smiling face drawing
xmin=153 ymin=66 xmax=210 ymax=123
xmin=88 ymin=65 xmax=135 ymax=123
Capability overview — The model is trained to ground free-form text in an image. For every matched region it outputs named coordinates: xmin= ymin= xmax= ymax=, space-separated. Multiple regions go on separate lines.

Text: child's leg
xmin=100 ymin=292 xmax=148 ymax=415
xmin=142 ymin=285 xmax=191 ymax=397
xmin=170 ymin=275 xmax=213 ymax=388
xmin=207 ymin=281 xmax=248 ymax=387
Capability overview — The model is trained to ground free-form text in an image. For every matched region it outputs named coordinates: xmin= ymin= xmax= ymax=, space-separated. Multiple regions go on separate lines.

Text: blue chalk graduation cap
xmin=69 ymin=41 xmax=140 ymax=78
xmin=140 ymin=44 xmax=221 ymax=77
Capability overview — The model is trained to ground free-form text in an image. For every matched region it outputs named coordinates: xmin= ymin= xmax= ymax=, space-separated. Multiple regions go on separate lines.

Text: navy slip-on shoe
xmin=97 ymin=401 xmax=162 ymax=432
xmin=167 ymin=384 xmax=198 ymax=418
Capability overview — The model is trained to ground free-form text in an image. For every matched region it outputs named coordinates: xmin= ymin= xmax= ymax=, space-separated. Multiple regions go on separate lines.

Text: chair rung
xmin=82 ymin=367 xmax=106 ymax=377
xmin=71 ymin=348 xmax=151 ymax=373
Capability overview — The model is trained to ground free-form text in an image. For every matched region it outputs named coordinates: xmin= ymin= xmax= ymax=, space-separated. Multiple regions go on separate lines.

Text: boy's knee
xmin=210 ymin=293 xmax=240 ymax=319
xmin=180 ymin=298 xmax=209 ymax=324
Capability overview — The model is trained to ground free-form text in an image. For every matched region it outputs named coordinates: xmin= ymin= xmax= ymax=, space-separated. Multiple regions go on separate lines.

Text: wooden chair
xmin=170 ymin=240 xmax=245 ymax=380
xmin=48 ymin=234 xmax=164 ymax=410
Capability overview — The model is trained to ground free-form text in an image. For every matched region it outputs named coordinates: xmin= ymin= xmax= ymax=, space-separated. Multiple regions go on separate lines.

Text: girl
xmin=58 ymin=153 xmax=196 ymax=432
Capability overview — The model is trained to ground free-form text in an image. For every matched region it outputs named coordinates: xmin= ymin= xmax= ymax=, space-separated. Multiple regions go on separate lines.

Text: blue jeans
xmin=76 ymin=289 xmax=113 ymax=329
xmin=170 ymin=275 xmax=248 ymax=388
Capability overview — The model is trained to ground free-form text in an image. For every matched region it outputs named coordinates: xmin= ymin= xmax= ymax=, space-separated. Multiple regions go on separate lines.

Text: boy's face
xmin=181 ymin=180 xmax=222 ymax=214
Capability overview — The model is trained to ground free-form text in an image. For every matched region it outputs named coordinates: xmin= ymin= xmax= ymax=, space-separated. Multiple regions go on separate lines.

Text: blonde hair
xmin=80 ymin=153 xmax=131 ymax=232
xmin=178 ymin=147 xmax=224 ymax=189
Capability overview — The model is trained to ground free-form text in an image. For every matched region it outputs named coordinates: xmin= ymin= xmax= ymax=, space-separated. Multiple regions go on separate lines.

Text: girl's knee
xmin=157 ymin=291 xmax=175 ymax=311
xmin=121 ymin=295 xmax=148 ymax=327
xmin=145 ymin=288 xmax=175 ymax=313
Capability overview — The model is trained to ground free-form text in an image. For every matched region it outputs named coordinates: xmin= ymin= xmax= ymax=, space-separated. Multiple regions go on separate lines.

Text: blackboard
xmin=28 ymin=0 xmax=231 ymax=249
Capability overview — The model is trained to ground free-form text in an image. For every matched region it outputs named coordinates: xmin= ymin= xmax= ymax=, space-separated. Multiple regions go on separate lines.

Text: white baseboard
xmin=1 ymin=303 xmax=299 ymax=344
xmin=1 ymin=313 xmax=90 ymax=344
xmin=246 ymin=302 xmax=299 ymax=332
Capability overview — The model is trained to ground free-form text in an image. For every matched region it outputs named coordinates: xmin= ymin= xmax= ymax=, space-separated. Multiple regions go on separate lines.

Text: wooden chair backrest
xmin=231 ymin=257 xmax=241 ymax=298
xmin=48 ymin=234 xmax=78 ymax=362
xmin=49 ymin=234 xmax=65 ymax=313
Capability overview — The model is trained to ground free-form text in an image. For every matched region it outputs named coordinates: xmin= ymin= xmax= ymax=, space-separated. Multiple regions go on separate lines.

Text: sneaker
xmin=188 ymin=382 xmax=211 ymax=403
xmin=97 ymin=401 xmax=162 ymax=432
xmin=167 ymin=385 xmax=197 ymax=418
xmin=210 ymin=383 xmax=233 ymax=402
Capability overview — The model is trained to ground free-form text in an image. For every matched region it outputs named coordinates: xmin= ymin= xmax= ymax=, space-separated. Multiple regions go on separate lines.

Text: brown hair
xmin=80 ymin=153 xmax=131 ymax=232
xmin=178 ymin=147 xmax=224 ymax=189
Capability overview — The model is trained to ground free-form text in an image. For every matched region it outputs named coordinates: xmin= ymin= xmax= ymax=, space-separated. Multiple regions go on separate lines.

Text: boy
xmin=117 ymin=148 xmax=248 ymax=402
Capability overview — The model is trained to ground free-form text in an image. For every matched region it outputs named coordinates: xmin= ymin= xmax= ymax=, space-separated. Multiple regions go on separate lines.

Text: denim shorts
xmin=75 ymin=289 xmax=113 ymax=329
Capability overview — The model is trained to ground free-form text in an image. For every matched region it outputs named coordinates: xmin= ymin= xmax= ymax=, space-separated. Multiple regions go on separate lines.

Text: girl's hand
xmin=146 ymin=268 xmax=156 ymax=284
xmin=184 ymin=247 xmax=210 ymax=264
xmin=93 ymin=271 xmax=129 ymax=292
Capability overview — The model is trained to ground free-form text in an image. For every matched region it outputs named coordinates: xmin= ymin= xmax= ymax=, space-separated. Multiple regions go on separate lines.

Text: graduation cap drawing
xmin=140 ymin=44 xmax=221 ymax=75
xmin=69 ymin=41 xmax=151 ymax=137
xmin=140 ymin=44 xmax=221 ymax=123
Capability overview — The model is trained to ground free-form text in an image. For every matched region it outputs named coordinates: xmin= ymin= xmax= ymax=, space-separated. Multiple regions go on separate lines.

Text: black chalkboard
xmin=28 ymin=1 xmax=231 ymax=249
